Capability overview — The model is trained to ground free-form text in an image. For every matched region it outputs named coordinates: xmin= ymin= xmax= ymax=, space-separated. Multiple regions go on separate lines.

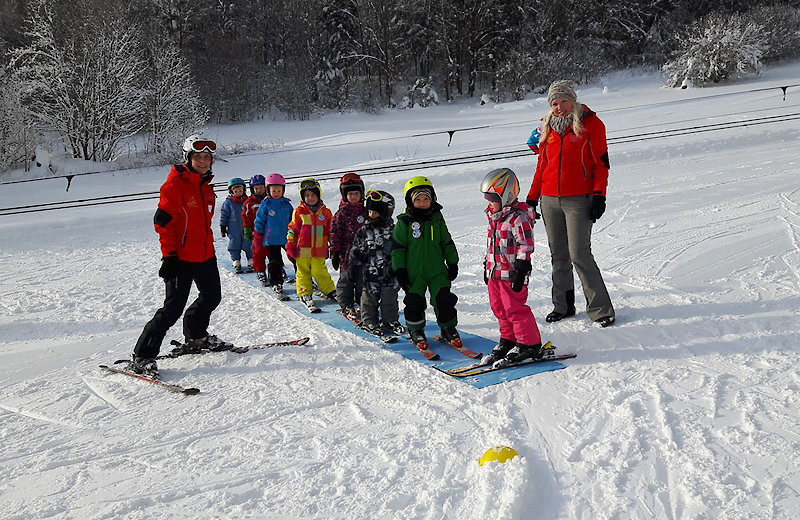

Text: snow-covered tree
xmin=10 ymin=0 xmax=148 ymax=161
xmin=663 ymin=11 xmax=766 ymax=87
xmin=146 ymin=43 xmax=208 ymax=158
xmin=0 ymin=64 xmax=36 ymax=172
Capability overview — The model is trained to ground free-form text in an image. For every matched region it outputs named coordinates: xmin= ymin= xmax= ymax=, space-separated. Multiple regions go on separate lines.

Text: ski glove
xmin=483 ymin=260 xmax=488 ymax=285
xmin=395 ymin=268 xmax=410 ymax=292
xmin=511 ymin=259 xmax=531 ymax=292
xmin=159 ymin=256 xmax=180 ymax=280
xmin=526 ymin=200 xmax=541 ymax=221
xmin=590 ymin=195 xmax=606 ymax=222
xmin=243 ymin=226 xmax=252 ymax=242
xmin=331 ymin=252 xmax=340 ymax=271
xmin=220 ymin=225 xmax=228 ymax=238
xmin=285 ymin=242 xmax=299 ymax=260
xmin=447 ymin=263 xmax=458 ymax=281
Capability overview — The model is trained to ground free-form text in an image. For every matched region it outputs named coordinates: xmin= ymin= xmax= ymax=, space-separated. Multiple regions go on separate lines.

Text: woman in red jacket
xmin=130 ymin=135 xmax=231 ymax=377
xmin=526 ymin=80 xmax=615 ymax=328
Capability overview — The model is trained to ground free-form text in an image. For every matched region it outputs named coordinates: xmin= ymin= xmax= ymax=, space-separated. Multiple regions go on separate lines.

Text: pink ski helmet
xmin=265 ymin=173 xmax=286 ymax=186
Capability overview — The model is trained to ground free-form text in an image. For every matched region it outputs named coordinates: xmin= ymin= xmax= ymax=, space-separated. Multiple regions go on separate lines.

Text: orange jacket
xmin=153 ymin=164 xmax=217 ymax=262
xmin=287 ymin=202 xmax=333 ymax=258
xmin=526 ymin=105 xmax=610 ymax=202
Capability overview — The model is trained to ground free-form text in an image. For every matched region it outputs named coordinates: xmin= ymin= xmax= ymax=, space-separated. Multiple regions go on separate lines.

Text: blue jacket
xmin=254 ymin=196 xmax=293 ymax=246
xmin=220 ymin=195 xmax=250 ymax=252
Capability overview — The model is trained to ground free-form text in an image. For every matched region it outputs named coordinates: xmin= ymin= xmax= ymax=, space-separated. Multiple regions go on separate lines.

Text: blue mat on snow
xmin=224 ymin=263 xmax=568 ymax=388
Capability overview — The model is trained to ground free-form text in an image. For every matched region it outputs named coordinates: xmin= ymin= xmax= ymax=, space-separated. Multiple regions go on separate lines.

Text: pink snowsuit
xmin=485 ymin=202 xmax=542 ymax=345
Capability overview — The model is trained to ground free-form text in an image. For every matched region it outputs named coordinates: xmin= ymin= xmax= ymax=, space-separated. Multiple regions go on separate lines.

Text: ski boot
xmin=185 ymin=334 xmax=235 ymax=353
xmin=385 ymin=320 xmax=406 ymax=336
xmin=129 ymin=356 xmax=159 ymax=378
xmin=480 ymin=337 xmax=516 ymax=366
xmin=299 ymin=294 xmax=320 ymax=313
xmin=271 ymin=284 xmax=290 ymax=301
xmin=321 ymin=290 xmax=337 ymax=303
xmin=340 ymin=306 xmax=360 ymax=323
xmin=256 ymin=271 xmax=268 ymax=287
xmin=493 ymin=342 xmax=543 ymax=368
xmin=233 ymin=260 xmax=244 ymax=274
xmin=439 ymin=325 xmax=463 ymax=349
xmin=595 ymin=316 xmax=615 ymax=328
xmin=409 ymin=328 xmax=428 ymax=349
xmin=245 ymin=258 xmax=255 ymax=273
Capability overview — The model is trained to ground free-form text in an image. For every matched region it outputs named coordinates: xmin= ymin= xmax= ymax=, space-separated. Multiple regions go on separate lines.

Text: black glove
xmin=158 ymin=256 xmax=180 ymax=280
xmin=331 ymin=252 xmax=340 ymax=271
xmin=526 ymin=200 xmax=541 ymax=220
xmin=395 ymin=268 xmax=410 ymax=291
xmin=483 ymin=260 xmax=488 ymax=285
xmin=590 ymin=195 xmax=606 ymax=222
xmin=446 ymin=263 xmax=458 ymax=281
xmin=220 ymin=225 xmax=228 ymax=237
xmin=510 ymin=259 xmax=531 ymax=292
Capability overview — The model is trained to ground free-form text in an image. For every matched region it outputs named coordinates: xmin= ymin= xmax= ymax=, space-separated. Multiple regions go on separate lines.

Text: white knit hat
xmin=547 ymin=80 xmax=577 ymax=104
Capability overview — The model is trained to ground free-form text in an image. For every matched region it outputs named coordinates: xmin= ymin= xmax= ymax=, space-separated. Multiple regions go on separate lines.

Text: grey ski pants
xmin=540 ymin=195 xmax=614 ymax=320
xmin=360 ymin=285 xmax=400 ymax=328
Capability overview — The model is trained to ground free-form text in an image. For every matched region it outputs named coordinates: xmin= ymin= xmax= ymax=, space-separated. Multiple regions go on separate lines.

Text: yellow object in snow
xmin=479 ymin=446 xmax=519 ymax=466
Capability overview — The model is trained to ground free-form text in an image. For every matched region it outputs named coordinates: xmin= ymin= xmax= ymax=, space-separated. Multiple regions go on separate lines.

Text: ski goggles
xmin=483 ymin=192 xmax=502 ymax=203
xmin=366 ymin=190 xmax=385 ymax=202
xmin=190 ymin=140 xmax=217 ymax=154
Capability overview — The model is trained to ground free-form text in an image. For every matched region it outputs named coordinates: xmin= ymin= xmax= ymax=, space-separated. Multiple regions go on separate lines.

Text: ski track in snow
xmin=2 ymin=65 xmax=800 ymax=518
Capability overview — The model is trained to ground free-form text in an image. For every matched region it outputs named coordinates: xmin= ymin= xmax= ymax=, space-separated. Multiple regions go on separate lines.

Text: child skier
xmin=392 ymin=176 xmax=460 ymax=353
xmin=242 ymin=175 xmax=268 ymax=285
xmin=286 ymin=178 xmax=337 ymax=310
xmin=219 ymin=177 xmax=253 ymax=273
xmin=479 ymin=167 xmax=543 ymax=367
xmin=349 ymin=190 xmax=404 ymax=336
xmin=329 ymin=172 xmax=367 ymax=318
xmin=253 ymin=174 xmax=294 ymax=300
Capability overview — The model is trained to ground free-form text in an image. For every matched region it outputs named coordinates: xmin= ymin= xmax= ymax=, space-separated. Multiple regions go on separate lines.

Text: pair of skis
xmin=435 ymin=341 xmax=576 ymax=378
xmin=100 ymin=337 xmax=310 ymax=394
xmin=410 ymin=335 xmax=482 ymax=361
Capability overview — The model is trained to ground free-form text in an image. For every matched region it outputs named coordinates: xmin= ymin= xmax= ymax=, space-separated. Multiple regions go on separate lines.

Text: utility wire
xmin=2 ymin=109 xmax=798 ymax=216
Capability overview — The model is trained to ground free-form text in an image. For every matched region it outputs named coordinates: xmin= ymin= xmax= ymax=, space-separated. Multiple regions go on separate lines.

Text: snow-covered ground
xmin=1 ymin=63 xmax=799 ymax=519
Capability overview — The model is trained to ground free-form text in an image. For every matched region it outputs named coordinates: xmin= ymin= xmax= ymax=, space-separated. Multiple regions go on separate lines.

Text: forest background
xmin=1 ymin=0 xmax=800 ymax=172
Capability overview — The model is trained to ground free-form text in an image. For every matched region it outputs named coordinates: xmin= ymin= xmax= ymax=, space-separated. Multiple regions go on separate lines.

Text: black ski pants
xmin=134 ymin=257 xmax=222 ymax=358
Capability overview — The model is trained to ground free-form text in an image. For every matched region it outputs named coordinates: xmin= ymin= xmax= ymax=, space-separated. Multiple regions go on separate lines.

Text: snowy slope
xmin=1 ymin=63 xmax=799 ymax=519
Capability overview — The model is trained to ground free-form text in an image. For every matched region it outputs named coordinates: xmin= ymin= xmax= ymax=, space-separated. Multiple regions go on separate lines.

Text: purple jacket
xmin=330 ymin=200 xmax=367 ymax=270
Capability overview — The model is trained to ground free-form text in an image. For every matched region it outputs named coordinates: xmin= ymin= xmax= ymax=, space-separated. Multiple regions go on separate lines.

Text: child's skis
xmin=432 ymin=335 xmax=481 ymax=358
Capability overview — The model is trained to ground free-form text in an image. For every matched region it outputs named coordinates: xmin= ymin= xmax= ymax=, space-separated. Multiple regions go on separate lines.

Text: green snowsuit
xmin=392 ymin=203 xmax=459 ymax=330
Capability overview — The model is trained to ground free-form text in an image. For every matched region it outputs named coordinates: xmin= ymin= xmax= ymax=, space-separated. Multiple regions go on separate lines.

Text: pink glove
xmin=285 ymin=243 xmax=299 ymax=259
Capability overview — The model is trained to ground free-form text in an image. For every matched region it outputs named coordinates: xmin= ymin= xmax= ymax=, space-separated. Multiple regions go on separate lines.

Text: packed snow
xmin=1 ymin=63 xmax=799 ymax=519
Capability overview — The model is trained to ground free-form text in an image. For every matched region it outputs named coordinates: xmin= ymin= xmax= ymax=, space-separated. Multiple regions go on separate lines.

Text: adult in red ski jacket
xmin=131 ymin=135 xmax=229 ymax=376
xmin=525 ymin=80 xmax=615 ymax=328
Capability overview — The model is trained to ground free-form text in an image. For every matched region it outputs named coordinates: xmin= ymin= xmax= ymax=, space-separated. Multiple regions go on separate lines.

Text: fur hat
xmin=547 ymin=80 xmax=577 ymax=104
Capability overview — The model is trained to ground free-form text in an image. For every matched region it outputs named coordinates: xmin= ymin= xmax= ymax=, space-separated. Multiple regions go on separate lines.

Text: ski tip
xmin=298 ymin=337 xmax=310 ymax=345
xmin=183 ymin=388 xmax=201 ymax=395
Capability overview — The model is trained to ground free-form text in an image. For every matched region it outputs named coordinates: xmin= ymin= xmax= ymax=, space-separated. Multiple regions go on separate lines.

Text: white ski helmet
xmin=182 ymin=134 xmax=217 ymax=163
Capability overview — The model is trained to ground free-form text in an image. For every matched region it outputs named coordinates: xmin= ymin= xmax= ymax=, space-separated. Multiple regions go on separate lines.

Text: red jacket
xmin=526 ymin=105 xmax=610 ymax=202
xmin=154 ymin=164 xmax=217 ymax=262
xmin=241 ymin=194 xmax=264 ymax=229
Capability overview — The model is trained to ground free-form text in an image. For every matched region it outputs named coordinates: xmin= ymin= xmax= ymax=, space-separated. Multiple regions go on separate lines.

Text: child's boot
xmin=409 ymin=328 xmax=427 ymax=348
xmin=440 ymin=325 xmax=463 ymax=348
xmin=272 ymin=284 xmax=289 ymax=301
xmin=495 ymin=342 xmax=543 ymax=368
xmin=480 ymin=337 xmax=515 ymax=366
xmin=322 ymin=290 xmax=337 ymax=303
xmin=233 ymin=259 xmax=243 ymax=274
xmin=246 ymin=257 xmax=254 ymax=273
xmin=256 ymin=272 xmax=268 ymax=286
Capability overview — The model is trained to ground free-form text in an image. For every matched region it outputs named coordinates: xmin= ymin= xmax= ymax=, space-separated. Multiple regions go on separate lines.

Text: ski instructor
xmin=525 ymin=80 xmax=616 ymax=328
xmin=129 ymin=135 xmax=232 ymax=377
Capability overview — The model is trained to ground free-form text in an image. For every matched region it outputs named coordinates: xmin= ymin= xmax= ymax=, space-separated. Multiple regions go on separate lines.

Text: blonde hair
xmin=540 ymin=103 xmax=584 ymax=142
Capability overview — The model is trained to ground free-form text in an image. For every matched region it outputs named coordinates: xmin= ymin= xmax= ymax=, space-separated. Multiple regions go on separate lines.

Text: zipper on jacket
xmin=557 ymin=133 xmax=565 ymax=197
